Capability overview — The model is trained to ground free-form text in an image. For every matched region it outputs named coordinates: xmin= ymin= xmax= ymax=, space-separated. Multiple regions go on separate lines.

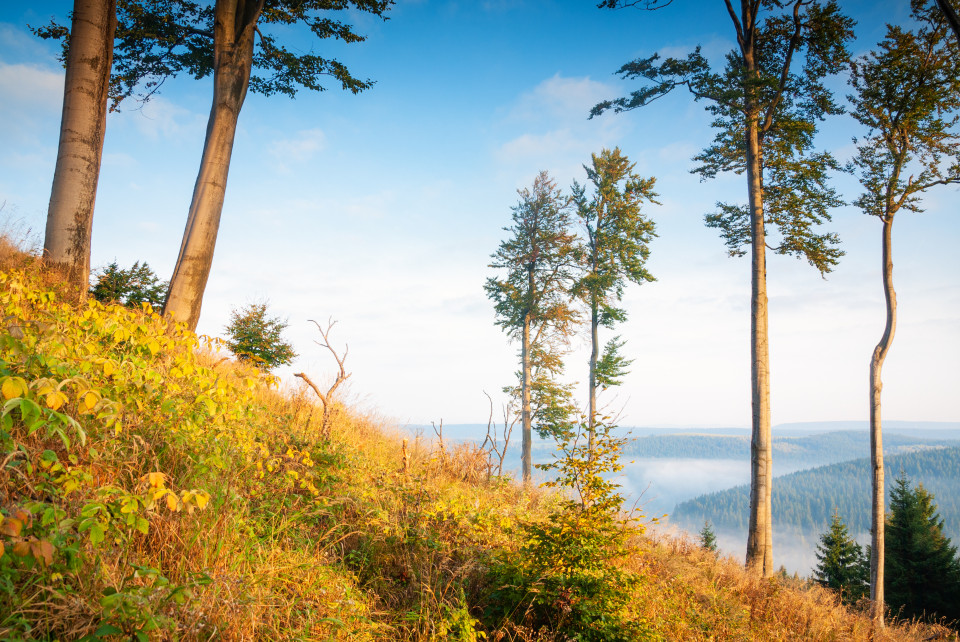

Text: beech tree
xmin=486 ymin=172 xmax=579 ymax=483
xmin=935 ymin=0 xmax=960 ymax=44
xmin=593 ymin=0 xmax=852 ymax=576
xmin=848 ymin=3 xmax=960 ymax=622
xmin=41 ymin=0 xmax=117 ymax=294
xmin=40 ymin=1 xmax=391 ymax=330
xmin=571 ymin=148 xmax=656 ymax=452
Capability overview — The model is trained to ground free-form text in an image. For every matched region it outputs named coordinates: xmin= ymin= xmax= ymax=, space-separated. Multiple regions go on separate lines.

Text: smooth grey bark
xmin=741 ymin=29 xmax=774 ymax=579
xmin=587 ymin=301 xmax=599 ymax=454
xmin=163 ymin=0 xmax=264 ymax=330
xmin=521 ymin=270 xmax=533 ymax=483
xmin=44 ymin=0 xmax=117 ymax=293
xmin=869 ymin=217 xmax=896 ymax=625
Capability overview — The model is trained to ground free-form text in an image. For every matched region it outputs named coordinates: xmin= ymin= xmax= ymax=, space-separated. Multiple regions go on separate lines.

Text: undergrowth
xmin=0 ymin=241 xmax=955 ymax=641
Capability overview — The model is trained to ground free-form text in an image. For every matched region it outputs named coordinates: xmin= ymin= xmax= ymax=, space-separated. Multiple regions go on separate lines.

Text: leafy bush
xmin=89 ymin=260 xmax=168 ymax=308
xmin=223 ymin=302 xmax=297 ymax=370
xmin=485 ymin=419 xmax=654 ymax=641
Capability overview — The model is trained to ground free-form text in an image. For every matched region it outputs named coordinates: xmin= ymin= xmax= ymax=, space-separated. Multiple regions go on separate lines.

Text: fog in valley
xmin=404 ymin=422 xmax=960 ymax=577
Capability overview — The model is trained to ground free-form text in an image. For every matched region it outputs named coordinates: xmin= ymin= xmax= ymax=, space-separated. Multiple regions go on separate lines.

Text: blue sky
xmin=0 ymin=0 xmax=957 ymax=429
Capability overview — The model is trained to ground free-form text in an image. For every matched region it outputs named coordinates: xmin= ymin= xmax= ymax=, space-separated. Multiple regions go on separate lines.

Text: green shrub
xmin=485 ymin=419 xmax=655 ymax=641
xmin=223 ymin=302 xmax=297 ymax=371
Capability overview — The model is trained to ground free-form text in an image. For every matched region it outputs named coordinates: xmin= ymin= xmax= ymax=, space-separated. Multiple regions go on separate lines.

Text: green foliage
xmin=485 ymin=419 xmax=653 ymax=640
xmin=594 ymin=1 xmax=852 ymax=275
xmin=848 ymin=0 xmax=960 ymax=222
xmin=223 ymin=302 xmax=297 ymax=371
xmin=886 ymin=474 xmax=960 ymax=623
xmin=32 ymin=0 xmax=392 ymax=110
xmin=813 ymin=511 xmax=868 ymax=605
xmin=572 ymin=148 xmax=657 ymax=329
xmin=698 ymin=520 xmax=718 ymax=554
xmin=486 ymin=172 xmax=579 ymax=437
xmin=595 ymin=336 xmax=632 ymax=391
xmin=89 ymin=261 xmax=167 ymax=309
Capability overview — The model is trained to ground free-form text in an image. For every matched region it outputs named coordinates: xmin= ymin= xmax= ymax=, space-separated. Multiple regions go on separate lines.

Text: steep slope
xmin=0 ymin=255 xmax=953 ymax=641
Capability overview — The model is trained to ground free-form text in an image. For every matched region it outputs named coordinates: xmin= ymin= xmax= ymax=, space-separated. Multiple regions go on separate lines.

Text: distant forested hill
xmin=623 ymin=431 xmax=960 ymax=467
xmin=672 ymin=447 xmax=960 ymax=542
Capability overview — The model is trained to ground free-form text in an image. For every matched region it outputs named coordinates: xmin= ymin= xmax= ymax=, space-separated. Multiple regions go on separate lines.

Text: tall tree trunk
xmin=587 ymin=300 xmax=599 ymax=454
xmin=742 ymin=38 xmax=774 ymax=578
xmin=163 ymin=0 xmax=264 ymax=330
xmin=936 ymin=0 xmax=960 ymax=46
xmin=869 ymin=216 xmax=896 ymax=625
xmin=521 ymin=306 xmax=532 ymax=484
xmin=44 ymin=0 xmax=117 ymax=294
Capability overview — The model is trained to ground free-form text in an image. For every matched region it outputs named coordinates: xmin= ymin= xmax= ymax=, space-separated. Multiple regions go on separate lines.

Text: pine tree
xmin=90 ymin=261 xmax=168 ymax=308
xmin=813 ymin=511 xmax=868 ymax=605
xmin=886 ymin=474 xmax=960 ymax=623
xmin=699 ymin=520 xmax=718 ymax=554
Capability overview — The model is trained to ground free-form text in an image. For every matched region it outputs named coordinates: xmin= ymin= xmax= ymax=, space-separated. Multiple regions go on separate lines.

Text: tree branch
xmin=761 ymin=0 xmax=804 ymax=135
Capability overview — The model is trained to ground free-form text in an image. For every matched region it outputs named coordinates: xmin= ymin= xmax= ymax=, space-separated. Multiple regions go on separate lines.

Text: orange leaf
xmin=11 ymin=541 xmax=29 ymax=557
xmin=30 ymin=540 xmax=54 ymax=567
xmin=0 ymin=517 xmax=23 ymax=537
xmin=165 ymin=494 xmax=179 ymax=512
xmin=146 ymin=472 xmax=165 ymax=488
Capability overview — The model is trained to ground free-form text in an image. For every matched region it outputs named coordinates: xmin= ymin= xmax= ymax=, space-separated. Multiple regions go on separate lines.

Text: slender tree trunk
xmin=743 ymin=99 xmax=774 ymax=577
xmin=163 ymin=0 xmax=264 ymax=330
xmin=44 ymin=0 xmax=117 ymax=293
xmin=869 ymin=216 xmax=896 ymax=625
xmin=587 ymin=300 xmax=599 ymax=454
xmin=521 ymin=306 xmax=533 ymax=484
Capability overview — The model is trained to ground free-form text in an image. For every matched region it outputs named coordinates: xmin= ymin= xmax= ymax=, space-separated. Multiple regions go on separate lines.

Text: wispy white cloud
xmin=126 ymin=97 xmax=204 ymax=142
xmin=267 ymin=128 xmax=327 ymax=171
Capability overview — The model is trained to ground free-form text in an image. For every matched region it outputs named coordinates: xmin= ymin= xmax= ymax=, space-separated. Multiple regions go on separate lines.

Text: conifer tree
xmin=90 ymin=260 xmax=168 ymax=308
xmin=571 ymin=148 xmax=657 ymax=452
xmin=593 ymin=0 xmax=853 ymax=576
xmin=699 ymin=520 xmax=718 ymax=554
xmin=224 ymin=302 xmax=297 ymax=371
xmin=848 ymin=2 xmax=960 ymax=622
xmin=886 ymin=474 xmax=960 ymax=624
xmin=486 ymin=172 xmax=579 ymax=483
xmin=814 ymin=511 xmax=868 ymax=605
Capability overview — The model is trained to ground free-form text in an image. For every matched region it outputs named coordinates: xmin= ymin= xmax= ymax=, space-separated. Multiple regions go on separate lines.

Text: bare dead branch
xmin=296 ymin=317 xmax=351 ymax=438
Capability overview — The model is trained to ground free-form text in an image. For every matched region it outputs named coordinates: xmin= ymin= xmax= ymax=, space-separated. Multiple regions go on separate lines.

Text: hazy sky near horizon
xmin=0 ymin=0 xmax=957 ymax=428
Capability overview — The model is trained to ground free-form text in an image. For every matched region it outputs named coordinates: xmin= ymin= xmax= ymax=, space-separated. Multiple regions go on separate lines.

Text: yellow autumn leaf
xmin=1 ymin=377 xmax=23 ymax=400
xmin=194 ymin=492 xmax=210 ymax=510
xmin=146 ymin=340 xmax=160 ymax=355
xmin=81 ymin=391 xmax=98 ymax=411
xmin=146 ymin=472 xmax=165 ymax=488
xmin=165 ymin=493 xmax=180 ymax=512
xmin=102 ymin=360 xmax=116 ymax=377
xmin=45 ymin=390 xmax=68 ymax=411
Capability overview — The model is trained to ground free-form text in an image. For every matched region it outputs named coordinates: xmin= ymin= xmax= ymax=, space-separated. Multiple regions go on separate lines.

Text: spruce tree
xmin=699 ymin=520 xmax=718 ymax=554
xmin=886 ymin=474 xmax=960 ymax=624
xmin=848 ymin=2 xmax=960 ymax=622
xmin=814 ymin=511 xmax=868 ymax=605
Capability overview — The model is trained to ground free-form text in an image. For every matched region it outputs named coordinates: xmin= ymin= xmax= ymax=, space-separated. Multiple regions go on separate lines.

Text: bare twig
xmin=295 ymin=317 xmax=350 ymax=438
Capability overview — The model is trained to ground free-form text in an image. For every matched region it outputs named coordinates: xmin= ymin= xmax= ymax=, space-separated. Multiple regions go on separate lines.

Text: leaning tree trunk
xmin=869 ymin=216 xmax=896 ymax=625
xmin=521 ymin=308 xmax=533 ymax=484
xmin=44 ymin=0 xmax=117 ymax=294
xmin=743 ymin=104 xmax=774 ymax=577
xmin=163 ymin=0 xmax=264 ymax=330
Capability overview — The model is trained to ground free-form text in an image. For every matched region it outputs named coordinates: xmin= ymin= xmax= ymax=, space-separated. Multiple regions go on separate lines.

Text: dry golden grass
xmin=0 ymin=233 xmax=956 ymax=641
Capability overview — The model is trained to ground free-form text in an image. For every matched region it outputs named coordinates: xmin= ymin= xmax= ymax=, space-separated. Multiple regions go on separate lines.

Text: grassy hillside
xmin=0 ymin=249 xmax=954 ymax=640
